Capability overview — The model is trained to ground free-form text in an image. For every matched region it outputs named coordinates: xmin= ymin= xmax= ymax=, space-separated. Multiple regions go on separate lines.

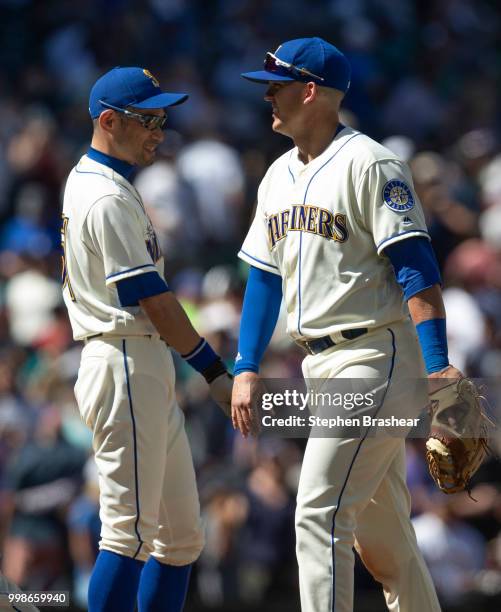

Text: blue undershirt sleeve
xmin=116 ymin=271 xmax=169 ymax=307
xmin=384 ymin=237 xmax=441 ymax=300
xmin=234 ymin=265 xmax=282 ymax=375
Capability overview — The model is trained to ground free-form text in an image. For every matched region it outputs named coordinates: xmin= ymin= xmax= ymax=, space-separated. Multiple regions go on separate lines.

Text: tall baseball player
xmin=61 ymin=67 xmax=232 ymax=612
xmin=232 ymin=38 xmax=464 ymax=611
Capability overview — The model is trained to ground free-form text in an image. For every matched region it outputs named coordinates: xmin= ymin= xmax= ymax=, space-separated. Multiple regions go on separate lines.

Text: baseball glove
xmin=425 ymin=377 xmax=493 ymax=497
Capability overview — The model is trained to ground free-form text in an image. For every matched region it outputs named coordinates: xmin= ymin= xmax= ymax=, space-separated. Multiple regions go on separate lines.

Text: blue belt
xmin=297 ymin=328 xmax=368 ymax=355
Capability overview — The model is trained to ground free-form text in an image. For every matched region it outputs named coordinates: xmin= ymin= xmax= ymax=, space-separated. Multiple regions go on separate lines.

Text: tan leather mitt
xmin=425 ymin=377 xmax=492 ymax=496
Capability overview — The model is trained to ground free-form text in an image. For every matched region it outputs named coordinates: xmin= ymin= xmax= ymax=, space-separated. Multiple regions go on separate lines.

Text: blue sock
xmin=88 ymin=550 xmax=144 ymax=612
xmin=138 ymin=558 xmax=192 ymax=612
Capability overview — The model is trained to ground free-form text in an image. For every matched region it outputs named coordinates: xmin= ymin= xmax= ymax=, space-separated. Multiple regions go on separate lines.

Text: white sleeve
xmin=238 ymin=198 xmax=281 ymax=276
xmin=356 ymin=159 xmax=430 ymax=254
xmin=85 ymin=195 xmax=156 ymax=285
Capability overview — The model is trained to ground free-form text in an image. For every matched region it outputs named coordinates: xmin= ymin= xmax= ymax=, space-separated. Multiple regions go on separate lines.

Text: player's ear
xmin=303 ymin=82 xmax=318 ymax=105
xmin=97 ymin=109 xmax=117 ymax=134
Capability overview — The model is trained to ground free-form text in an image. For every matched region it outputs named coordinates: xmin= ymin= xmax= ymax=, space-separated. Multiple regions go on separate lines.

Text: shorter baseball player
xmin=232 ymin=37 xmax=464 ymax=611
xmin=62 ymin=67 xmax=232 ymax=612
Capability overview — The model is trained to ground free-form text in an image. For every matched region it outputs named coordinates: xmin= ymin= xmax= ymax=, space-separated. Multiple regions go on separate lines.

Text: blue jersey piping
xmin=240 ymin=249 xmax=279 ymax=270
xmin=122 ymin=339 xmax=144 ymax=559
xmin=106 ymin=264 xmax=156 ymax=280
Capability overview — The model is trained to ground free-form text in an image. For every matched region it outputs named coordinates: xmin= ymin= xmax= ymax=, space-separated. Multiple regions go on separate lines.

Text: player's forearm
xmin=234 ymin=265 xmax=282 ymax=375
xmin=140 ymin=291 xmax=201 ymax=354
xmin=407 ymin=284 xmax=445 ymax=324
xmin=140 ymin=291 xmax=232 ymax=417
xmin=385 ymin=239 xmax=449 ymax=373
xmin=408 ymin=285 xmax=449 ymax=374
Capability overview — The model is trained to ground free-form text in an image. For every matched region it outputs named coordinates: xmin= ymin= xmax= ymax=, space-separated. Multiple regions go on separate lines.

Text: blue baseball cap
xmin=89 ymin=67 xmax=188 ymax=119
xmin=241 ymin=37 xmax=351 ymax=93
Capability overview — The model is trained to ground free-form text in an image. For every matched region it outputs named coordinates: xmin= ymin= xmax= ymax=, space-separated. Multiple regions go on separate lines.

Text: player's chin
xmin=272 ymin=120 xmax=289 ymax=136
xmin=141 ymin=148 xmax=157 ymax=166
xmin=271 ymin=118 xmax=285 ymax=133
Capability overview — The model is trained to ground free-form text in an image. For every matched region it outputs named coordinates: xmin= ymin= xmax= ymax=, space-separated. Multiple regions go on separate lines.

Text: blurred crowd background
xmin=0 ymin=0 xmax=500 ymax=610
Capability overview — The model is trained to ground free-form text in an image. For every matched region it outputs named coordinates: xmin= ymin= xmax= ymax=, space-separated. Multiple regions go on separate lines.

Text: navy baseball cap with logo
xmin=89 ymin=67 xmax=188 ymax=118
xmin=241 ymin=37 xmax=351 ymax=93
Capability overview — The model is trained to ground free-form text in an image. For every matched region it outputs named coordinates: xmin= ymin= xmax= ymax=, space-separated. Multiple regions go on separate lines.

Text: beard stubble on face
xmin=114 ymin=116 xmax=160 ymax=167
xmin=137 ymin=144 xmax=157 ymax=167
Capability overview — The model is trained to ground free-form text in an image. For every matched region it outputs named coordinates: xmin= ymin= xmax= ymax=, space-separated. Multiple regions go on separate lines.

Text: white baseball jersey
xmin=61 ymin=154 xmax=164 ymax=340
xmin=239 ymin=126 xmax=429 ymax=340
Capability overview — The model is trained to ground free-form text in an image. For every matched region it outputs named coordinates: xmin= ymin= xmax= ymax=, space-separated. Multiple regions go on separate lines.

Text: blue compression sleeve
xmin=385 ymin=238 xmax=441 ymax=300
xmin=116 ymin=272 xmax=169 ymax=307
xmin=416 ymin=318 xmax=449 ymax=374
xmin=234 ymin=266 xmax=282 ymax=375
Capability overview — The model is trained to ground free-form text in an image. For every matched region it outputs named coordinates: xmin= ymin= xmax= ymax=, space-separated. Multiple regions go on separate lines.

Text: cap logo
xmin=143 ymin=69 xmax=160 ymax=88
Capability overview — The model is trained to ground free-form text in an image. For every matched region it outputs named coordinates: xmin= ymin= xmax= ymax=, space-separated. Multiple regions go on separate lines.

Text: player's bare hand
xmin=231 ymin=372 xmax=261 ymax=437
xmin=428 ymin=364 xmax=463 ymax=380
xmin=427 ymin=364 xmax=464 ymax=393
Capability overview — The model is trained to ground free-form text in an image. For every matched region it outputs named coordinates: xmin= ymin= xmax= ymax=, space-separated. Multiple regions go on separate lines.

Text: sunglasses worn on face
xmin=99 ymin=101 xmax=168 ymax=130
xmin=264 ymin=52 xmax=324 ymax=82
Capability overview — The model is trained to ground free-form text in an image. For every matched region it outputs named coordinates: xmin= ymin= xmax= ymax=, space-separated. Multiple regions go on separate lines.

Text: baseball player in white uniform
xmin=231 ymin=38 xmax=464 ymax=612
xmin=61 ymin=67 xmax=232 ymax=612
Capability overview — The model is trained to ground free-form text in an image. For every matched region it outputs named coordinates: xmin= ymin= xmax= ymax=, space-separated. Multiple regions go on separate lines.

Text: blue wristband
xmin=182 ymin=339 xmax=219 ymax=374
xmin=415 ymin=318 xmax=449 ymax=374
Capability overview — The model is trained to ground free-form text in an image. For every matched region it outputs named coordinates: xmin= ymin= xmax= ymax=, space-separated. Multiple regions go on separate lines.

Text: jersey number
xmin=61 ymin=215 xmax=76 ymax=301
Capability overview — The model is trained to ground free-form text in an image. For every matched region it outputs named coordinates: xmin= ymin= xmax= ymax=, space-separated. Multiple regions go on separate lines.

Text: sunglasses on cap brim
xmin=264 ymin=52 xmax=324 ymax=82
xmin=99 ymin=101 xmax=168 ymax=130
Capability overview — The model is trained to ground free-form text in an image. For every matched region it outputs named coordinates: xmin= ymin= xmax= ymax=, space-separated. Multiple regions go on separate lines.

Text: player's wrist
xmin=233 ymin=361 xmax=259 ymax=376
xmin=428 ymin=364 xmax=462 ymax=379
xmin=201 ymin=358 xmax=230 ymax=384
xmin=182 ymin=338 xmax=228 ymax=382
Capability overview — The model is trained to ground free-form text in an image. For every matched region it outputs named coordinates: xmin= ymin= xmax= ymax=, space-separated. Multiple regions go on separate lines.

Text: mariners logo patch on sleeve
xmin=382 ymin=180 xmax=415 ymax=212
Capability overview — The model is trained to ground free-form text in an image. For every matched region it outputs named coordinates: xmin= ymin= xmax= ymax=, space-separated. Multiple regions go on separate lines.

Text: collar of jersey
xmin=87 ymin=147 xmax=135 ymax=181
xmin=290 ymin=123 xmax=349 ymax=176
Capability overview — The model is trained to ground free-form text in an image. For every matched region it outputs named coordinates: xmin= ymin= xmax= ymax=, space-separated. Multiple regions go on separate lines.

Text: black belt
xmin=297 ymin=328 xmax=368 ymax=355
xmin=83 ymin=333 xmax=103 ymax=343
xmin=82 ymin=333 xmax=153 ymax=344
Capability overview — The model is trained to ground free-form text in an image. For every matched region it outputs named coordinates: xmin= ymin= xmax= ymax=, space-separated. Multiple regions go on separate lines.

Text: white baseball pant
xmin=296 ymin=319 xmax=441 ymax=612
xmin=74 ymin=336 xmax=204 ymax=565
